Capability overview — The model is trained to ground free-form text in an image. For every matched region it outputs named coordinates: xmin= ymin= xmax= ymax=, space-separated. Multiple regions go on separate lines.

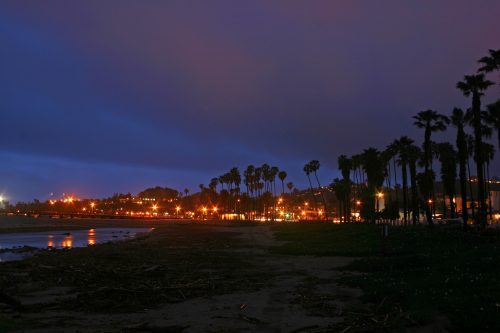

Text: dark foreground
xmin=1 ymin=218 xmax=500 ymax=332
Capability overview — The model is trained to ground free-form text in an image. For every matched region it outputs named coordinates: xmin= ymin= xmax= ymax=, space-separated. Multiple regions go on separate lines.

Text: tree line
xmin=331 ymin=49 xmax=499 ymax=229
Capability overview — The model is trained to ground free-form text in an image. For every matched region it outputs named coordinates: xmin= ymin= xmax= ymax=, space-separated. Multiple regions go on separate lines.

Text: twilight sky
xmin=1 ymin=1 xmax=499 ymax=202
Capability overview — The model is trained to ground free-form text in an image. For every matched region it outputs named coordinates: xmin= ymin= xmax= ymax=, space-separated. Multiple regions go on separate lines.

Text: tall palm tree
xmin=330 ymin=178 xmax=349 ymax=223
xmin=383 ymin=142 xmax=402 ymax=222
xmin=244 ymin=165 xmax=255 ymax=196
xmin=486 ymin=100 xmax=500 ymax=149
xmin=482 ymin=142 xmax=495 ymax=220
xmin=413 ymin=110 xmax=449 ymax=225
xmin=413 ymin=110 xmax=449 ymax=172
xmin=303 ymin=163 xmax=318 ymax=211
xmin=244 ymin=165 xmax=255 ymax=217
xmin=338 ymin=155 xmax=352 ymax=222
xmin=457 ymin=74 xmax=494 ymax=227
xmin=260 ymin=164 xmax=271 ymax=193
xmin=393 ymin=136 xmax=414 ymax=225
xmin=209 ymin=178 xmax=219 ymax=193
xmin=270 ymin=166 xmax=279 ymax=197
xmin=269 ymin=166 xmax=279 ymax=220
xmin=436 ymin=142 xmax=458 ymax=219
xmin=451 ymin=108 xmax=469 ymax=229
xmin=361 ymin=148 xmax=385 ymax=223
xmin=465 ymin=134 xmax=476 ymax=220
xmin=407 ymin=144 xmax=421 ymax=225
xmin=308 ymin=160 xmax=327 ymax=218
xmin=350 ymin=154 xmax=364 ymax=200
xmin=278 ymin=171 xmax=287 ymax=195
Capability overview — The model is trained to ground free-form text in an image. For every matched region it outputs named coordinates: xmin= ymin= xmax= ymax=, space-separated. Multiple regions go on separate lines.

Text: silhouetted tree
xmin=457 ymin=74 xmax=494 ymax=227
xmin=451 ymin=108 xmax=469 ymax=229
xmin=338 ymin=155 xmax=352 ymax=222
xmin=278 ymin=171 xmax=287 ymax=195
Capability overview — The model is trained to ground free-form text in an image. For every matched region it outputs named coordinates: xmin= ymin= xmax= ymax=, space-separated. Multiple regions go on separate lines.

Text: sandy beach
xmin=0 ymin=216 xmax=364 ymax=332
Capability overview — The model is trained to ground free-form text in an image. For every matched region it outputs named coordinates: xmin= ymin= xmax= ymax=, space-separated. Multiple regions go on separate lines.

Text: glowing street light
xmin=376 ymin=192 xmax=384 ymax=215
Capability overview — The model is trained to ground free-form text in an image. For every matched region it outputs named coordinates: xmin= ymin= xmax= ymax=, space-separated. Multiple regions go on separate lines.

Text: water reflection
xmin=61 ymin=234 xmax=73 ymax=248
xmin=88 ymin=229 xmax=96 ymax=246
xmin=47 ymin=235 xmax=54 ymax=248
xmin=0 ymin=227 xmax=152 ymax=254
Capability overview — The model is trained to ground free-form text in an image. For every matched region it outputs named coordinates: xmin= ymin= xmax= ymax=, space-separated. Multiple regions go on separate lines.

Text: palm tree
xmin=393 ymin=136 xmax=414 ymax=225
xmin=478 ymin=49 xmax=500 ymax=75
xmin=482 ymin=143 xmax=495 ymax=220
xmin=361 ymin=148 xmax=385 ymax=223
xmin=286 ymin=182 xmax=294 ymax=194
xmin=244 ymin=165 xmax=255 ymax=195
xmin=407 ymin=144 xmax=422 ymax=225
xmin=269 ymin=166 xmax=279 ymax=220
xmin=330 ymin=178 xmax=349 ymax=223
xmin=209 ymin=178 xmax=218 ymax=192
xmin=244 ymin=165 xmax=255 ymax=217
xmin=465 ymin=134 xmax=476 ymax=220
xmin=338 ymin=155 xmax=352 ymax=222
xmin=383 ymin=142 xmax=403 ymax=222
xmin=270 ymin=166 xmax=279 ymax=197
xmin=278 ymin=171 xmax=287 ymax=195
xmin=303 ymin=162 xmax=318 ymax=211
xmin=261 ymin=164 xmax=271 ymax=193
xmin=486 ymin=100 xmax=500 ymax=149
xmin=413 ymin=110 xmax=449 ymax=172
xmin=308 ymin=160 xmax=327 ymax=218
xmin=451 ymin=108 xmax=469 ymax=229
xmin=413 ymin=110 xmax=449 ymax=225
xmin=436 ymin=142 xmax=458 ymax=218
xmin=457 ymin=74 xmax=494 ymax=227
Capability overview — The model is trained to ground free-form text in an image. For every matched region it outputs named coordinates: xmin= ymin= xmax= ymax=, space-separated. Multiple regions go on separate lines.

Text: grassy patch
xmin=272 ymin=223 xmax=384 ymax=256
xmin=272 ymin=222 xmax=500 ymax=331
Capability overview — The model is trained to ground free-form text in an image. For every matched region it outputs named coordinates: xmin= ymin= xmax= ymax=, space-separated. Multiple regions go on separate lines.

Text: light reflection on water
xmin=88 ymin=228 xmax=96 ymax=246
xmin=0 ymin=228 xmax=153 ymax=259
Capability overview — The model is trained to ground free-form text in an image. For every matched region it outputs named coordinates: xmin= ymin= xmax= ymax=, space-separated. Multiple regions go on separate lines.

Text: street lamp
xmin=376 ymin=192 xmax=384 ymax=215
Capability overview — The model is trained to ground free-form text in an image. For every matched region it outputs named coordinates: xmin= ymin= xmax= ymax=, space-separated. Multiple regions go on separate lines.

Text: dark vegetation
xmin=273 ymin=223 xmax=500 ymax=331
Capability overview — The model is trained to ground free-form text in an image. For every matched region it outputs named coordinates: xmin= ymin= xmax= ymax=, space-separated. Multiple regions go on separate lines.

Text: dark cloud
xmin=1 ymin=1 xmax=499 ymax=201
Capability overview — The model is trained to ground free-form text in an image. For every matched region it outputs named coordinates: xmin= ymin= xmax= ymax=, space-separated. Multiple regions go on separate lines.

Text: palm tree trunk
xmin=314 ymin=172 xmax=328 ymax=220
xmin=473 ymin=92 xmax=487 ymax=227
xmin=486 ymin=162 xmax=492 ymax=220
xmin=410 ymin=161 xmax=419 ymax=225
xmin=306 ymin=175 xmax=318 ymax=212
xmin=459 ymin=157 xmax=468 ymax=230
xmin=467 ymin=157 xmax=475 ymax=220
xmin=401 ymin=161 xmax=408 ymax=225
